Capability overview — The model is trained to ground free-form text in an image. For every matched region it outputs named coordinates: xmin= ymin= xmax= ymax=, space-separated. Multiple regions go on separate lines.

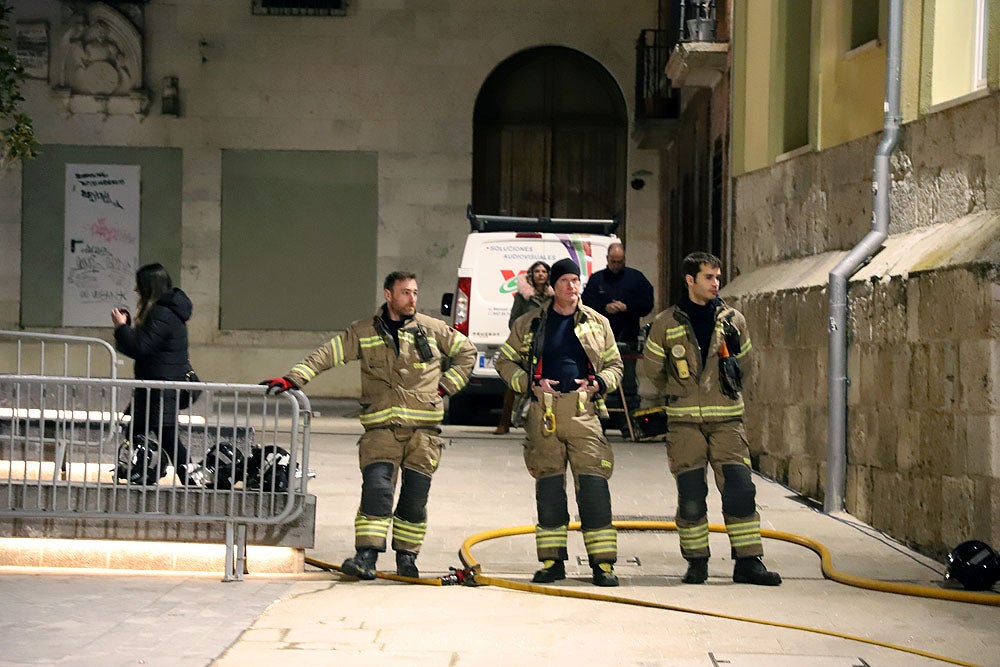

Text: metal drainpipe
xmin=825 ymin=0 xmax=903 ymax=513
xmin=725 ymin=8 xmax=735 ymax=283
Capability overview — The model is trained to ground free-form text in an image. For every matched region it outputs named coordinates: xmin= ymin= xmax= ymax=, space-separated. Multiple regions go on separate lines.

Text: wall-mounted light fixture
xmin=161 ymin=76 xmax=179 ymax=116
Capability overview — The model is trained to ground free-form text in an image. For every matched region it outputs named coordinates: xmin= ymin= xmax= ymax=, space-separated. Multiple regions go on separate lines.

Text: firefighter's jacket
xmin=496 ymin=303 xmax=623 ymax=398
xmin=641 ymin=298 xmax=752 ymax=423
xmin=285 ymin=307 xmax=476 ymax=430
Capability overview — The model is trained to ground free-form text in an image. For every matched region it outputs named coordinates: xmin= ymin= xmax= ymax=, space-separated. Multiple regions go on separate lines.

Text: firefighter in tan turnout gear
xmin=496 ymin=258 xmax=624 ymax=587
xmin=262 ymin=271 xmax=476 ymax=580
xmin=642 ymin=252 xmax=781 ymax=586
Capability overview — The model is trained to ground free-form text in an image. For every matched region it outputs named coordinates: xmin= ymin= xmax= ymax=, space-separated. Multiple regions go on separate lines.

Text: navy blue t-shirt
xmin=541 ymin=310 xmax=589 ymax=392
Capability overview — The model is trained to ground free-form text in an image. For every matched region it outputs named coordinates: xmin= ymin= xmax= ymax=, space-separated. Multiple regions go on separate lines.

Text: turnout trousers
xmin=523 ymin=390 xmax=617 ymax=565
xmin=353 ymin=426 xmax=445 ymax=554
xmin=666 ymin=420 xmax=765 ymax=560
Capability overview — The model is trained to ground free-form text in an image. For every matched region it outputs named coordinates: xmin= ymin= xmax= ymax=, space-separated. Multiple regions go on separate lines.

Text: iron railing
xmin=635 ymin=29 xmax=680 ymax=121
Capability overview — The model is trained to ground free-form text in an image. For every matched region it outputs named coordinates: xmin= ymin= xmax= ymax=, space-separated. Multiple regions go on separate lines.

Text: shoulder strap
xmin=721 ymin=310 xmax=741 ymax=352
xmin=528 ymin=313 xmax=545 ymax=380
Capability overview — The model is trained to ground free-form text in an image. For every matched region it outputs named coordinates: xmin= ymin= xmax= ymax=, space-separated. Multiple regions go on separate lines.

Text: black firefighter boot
xmin=733 ymin=556 xmax=782 ymax=586
xmin=341 ymin=548 xmax=378 ymax=580
xmin=396 ymin=550 xmax=419 ymax=578
xmin=591 ymin=562 xmax=619 ymax=587
xmin=682 ymin=557 xmax=709 ymax=584
xmin=531 ymin=559 xmax=566 ymax=583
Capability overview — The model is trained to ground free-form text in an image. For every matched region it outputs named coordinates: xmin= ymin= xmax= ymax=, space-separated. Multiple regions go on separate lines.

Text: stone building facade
xmin=1 ymin=0 xmax=663 ymax=397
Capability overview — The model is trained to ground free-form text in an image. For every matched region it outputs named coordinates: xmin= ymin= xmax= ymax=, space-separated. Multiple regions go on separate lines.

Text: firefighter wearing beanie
xmin=496 ymin=257 xmax=624 ymax=587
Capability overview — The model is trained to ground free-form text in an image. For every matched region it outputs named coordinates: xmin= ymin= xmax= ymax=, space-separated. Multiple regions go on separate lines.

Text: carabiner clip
xmin=542 ymin=393 xmax=556 ymax=435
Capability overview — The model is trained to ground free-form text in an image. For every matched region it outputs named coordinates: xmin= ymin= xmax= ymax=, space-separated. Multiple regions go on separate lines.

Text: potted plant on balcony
xmin=684 ymin=0 xmax=717 ymax=42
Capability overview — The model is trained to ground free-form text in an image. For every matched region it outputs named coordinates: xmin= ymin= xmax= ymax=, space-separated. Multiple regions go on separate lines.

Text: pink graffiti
xmin=89 ymin=218 xmax=120 ymax=243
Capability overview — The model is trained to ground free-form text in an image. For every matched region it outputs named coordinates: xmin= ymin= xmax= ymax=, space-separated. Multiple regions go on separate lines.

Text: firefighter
xmin=495 ymin=258 xmax=624 ymax=587
xmin=262 ymin=271 xmax=476 ymax=580
xmin=642 ymin=252 xmax=781 ymax=586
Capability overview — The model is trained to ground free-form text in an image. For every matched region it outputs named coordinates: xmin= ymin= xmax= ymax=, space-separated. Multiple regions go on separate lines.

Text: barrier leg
xmin=224 ymin=522 xmax=234 ymax=581
xmin=223 ymin=522 xmax=248 ymax=582
xmin=236 ymin=523 xmax=247 ymax=580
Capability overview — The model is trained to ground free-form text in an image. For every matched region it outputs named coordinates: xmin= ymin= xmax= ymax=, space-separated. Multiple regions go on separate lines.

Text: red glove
xmin=261 ymin=376 xmax=298 ymax=394
xmin=437 ymin=386 xmax=447 ymax=397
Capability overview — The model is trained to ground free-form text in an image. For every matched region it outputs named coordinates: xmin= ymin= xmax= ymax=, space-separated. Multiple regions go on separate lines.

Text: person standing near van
xmin=642 ymin=252 xmax=781 ymax=586
xmin=261 ymin=271 xmax=476 ymax=580
xmin=582 ymin=243 xmax=654 ymax=422
xmin=495 ymin=258 xmax=623 ymax=587
xmin=495 ymin=261 xmax=552 ymax=435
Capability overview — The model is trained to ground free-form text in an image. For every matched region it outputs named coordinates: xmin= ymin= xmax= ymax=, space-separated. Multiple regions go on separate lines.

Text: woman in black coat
xmin=112 ymin=263 xmax=194 ymax=483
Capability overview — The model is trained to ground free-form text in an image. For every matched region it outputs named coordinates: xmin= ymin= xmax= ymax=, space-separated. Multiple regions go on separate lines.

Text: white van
xmin=440 ymin=208 xmax=620 ymax=423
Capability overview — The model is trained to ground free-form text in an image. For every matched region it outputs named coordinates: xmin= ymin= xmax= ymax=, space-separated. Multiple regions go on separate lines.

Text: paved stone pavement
xmin=2 ymin=400 xmax=999 ymax=666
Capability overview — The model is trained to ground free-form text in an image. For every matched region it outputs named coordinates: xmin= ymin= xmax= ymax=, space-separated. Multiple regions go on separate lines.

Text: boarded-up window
xmin=220 ymin=150 xmax=377 ymax=330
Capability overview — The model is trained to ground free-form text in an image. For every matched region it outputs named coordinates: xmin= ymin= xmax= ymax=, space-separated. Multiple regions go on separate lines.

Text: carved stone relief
xmin=51 ymin=2 xmax=149 ymax=115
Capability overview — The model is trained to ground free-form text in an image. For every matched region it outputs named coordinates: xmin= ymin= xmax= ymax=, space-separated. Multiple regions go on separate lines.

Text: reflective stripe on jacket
xmin=495 ymin=303 xmax=623 ymax=397
xmin=285 ymin=308 xmax=476 ymax=430
xmin=641 ymin=299 xmax=752 ymax=423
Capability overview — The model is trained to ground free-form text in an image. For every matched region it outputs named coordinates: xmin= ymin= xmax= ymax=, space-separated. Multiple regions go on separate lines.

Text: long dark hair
xmin=135 ymin=263 xmax=173 ymax=324
xmin=527 ymin=260 xmax=550 ymax=293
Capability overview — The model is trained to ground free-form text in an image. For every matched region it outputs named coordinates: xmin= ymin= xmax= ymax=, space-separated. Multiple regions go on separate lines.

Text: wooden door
xmin=473 ymin=46 xmax=627 ymax=222
xmin=499 ymin=126 xmax=550 ymax=216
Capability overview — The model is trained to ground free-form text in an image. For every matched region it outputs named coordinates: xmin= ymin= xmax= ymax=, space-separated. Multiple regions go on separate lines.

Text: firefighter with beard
xmin=642 ymin=252 xmax=781 ymax=586
xmin=262 ymin=271 xmax=476 ymax=580
xmin=496 ymin=258 xmax=624 ymax=587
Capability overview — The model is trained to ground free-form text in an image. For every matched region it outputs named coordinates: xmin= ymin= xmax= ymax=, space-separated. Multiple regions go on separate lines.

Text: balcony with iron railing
xmin=668 ymin=0 xmax=729 ymax=89
xmin=633 ymin=28 xmax=680 ymax=147
xmin=635 ymin=28 xmax=680 ymax=121
xmin=633 ymin=2 xmax=730 ymax=146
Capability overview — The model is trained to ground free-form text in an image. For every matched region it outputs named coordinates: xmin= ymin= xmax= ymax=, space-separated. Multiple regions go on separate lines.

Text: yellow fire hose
xmin=305 ymin=520 xmax=999 ymax=667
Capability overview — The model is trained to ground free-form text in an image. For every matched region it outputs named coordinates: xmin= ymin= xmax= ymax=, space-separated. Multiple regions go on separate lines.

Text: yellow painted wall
xmin=814 ymin=2 xmax=885 ymax=150
xmin=733 ymin=0 xmax=929 ymax=172
xmin=733 ymin=0 xmax=776 ymax=174
xmin=929 ymin=0 xmax=983 ymax=105
xmin=899 ymin=1 xmax=925 ymax=123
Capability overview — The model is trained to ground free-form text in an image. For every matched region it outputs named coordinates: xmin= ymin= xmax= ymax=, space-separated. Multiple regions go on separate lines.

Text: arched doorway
xmin=472 ymin=46 xmax=628 ymax=226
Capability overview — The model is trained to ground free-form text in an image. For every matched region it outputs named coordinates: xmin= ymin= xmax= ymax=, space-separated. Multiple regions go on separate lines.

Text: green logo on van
xmin=499 ymin=270 xmax=520 ymax=295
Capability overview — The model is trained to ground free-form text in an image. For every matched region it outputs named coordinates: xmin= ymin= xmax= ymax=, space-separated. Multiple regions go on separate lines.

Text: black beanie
xmin=549 ymin=258 xmax=581 ymax=285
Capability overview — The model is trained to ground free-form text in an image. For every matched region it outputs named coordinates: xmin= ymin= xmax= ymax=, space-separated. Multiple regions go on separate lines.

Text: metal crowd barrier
xmin=0 ymin=330 xmax=119 ymax=379
xmin=0 ymin=374 xmax=312 ymax=581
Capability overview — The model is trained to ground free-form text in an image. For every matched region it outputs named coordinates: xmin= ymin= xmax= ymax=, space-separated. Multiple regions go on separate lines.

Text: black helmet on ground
xmin=197 ymin=441 xmax=246 ymax=490
xmin=115 ymin=434 xmax=170 ymax=486
xmin=247 ymin=445 xmax=292 ymax=492
xmin=945 ymin=540 xmax=1000 ymax=591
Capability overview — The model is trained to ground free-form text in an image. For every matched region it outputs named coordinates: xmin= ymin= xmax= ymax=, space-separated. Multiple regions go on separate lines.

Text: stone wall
xmin=734 ymin=265 xmax=1000 ymax=557
xmin=729 ymin=92 xmax=1000 ymax=557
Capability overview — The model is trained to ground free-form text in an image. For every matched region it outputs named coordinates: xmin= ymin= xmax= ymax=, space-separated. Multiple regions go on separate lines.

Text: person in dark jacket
xmin=111 ymin=263 xmax=194 ymax=483
xmin=581 ymin=243 xmax=654 ymax=424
